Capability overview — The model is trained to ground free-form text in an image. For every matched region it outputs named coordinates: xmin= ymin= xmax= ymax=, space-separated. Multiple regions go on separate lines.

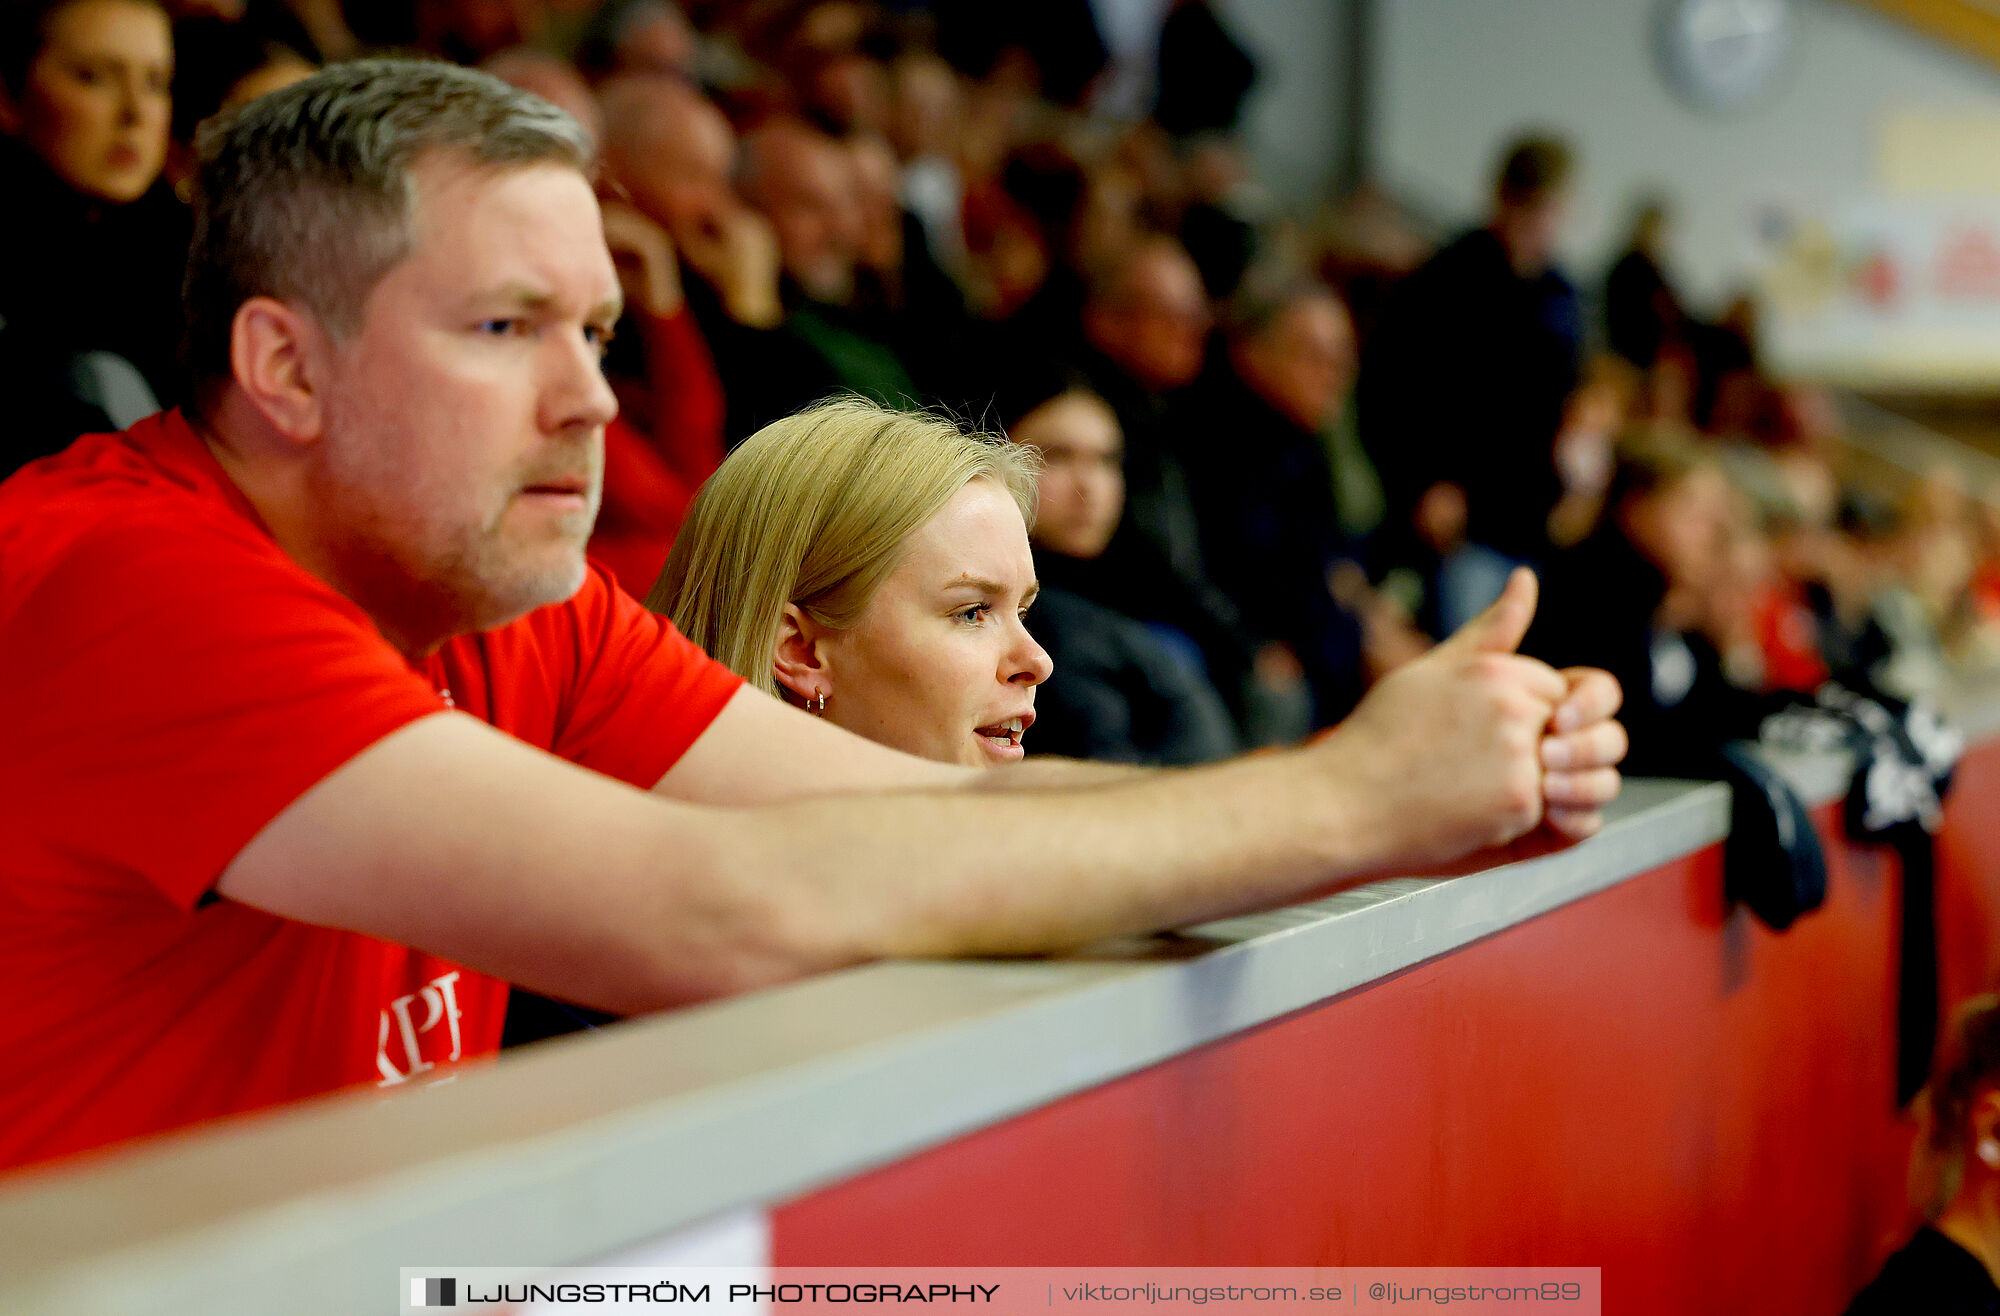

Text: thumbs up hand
xmin=1438 ymin=562 xmax=1541 ymax=658
xmin=1541 ymin=665 xmax=1625 ymax=840
xmin=1311 ymin=568 xmax=1625 ymax=873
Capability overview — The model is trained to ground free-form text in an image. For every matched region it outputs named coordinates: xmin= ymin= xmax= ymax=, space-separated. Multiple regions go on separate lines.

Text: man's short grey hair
xmin=184 ymin=58 xmax=592 ymax=409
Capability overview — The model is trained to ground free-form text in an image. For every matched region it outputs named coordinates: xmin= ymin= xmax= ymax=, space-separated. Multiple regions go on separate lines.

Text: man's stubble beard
xmin=310 ymin=415 xmax=599 ymax=641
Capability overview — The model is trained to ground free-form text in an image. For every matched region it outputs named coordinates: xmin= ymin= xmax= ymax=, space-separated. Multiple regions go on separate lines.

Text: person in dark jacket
xmin=1005 ymin=381 xmax=1238 ymax=765
xmin=735 ymin=117 xmax=919 ymax=422
xmin=1055 ymin=238 xmax=1289 ymax=738
xmin=1604 ymin=197 xmax=1687 ymax=371
xmin=0 ymin=0 xmax=188 ymax=474
xmin=1174 ymin=276 xmax=1410 ymax=726
xmin=1075 ymin=232 xmax=1213 ymax=578
xmin=1524 ymin=430 xmax=1770 ymax=778
xmin=1358 ymin=134 xmax=1583 ymax=569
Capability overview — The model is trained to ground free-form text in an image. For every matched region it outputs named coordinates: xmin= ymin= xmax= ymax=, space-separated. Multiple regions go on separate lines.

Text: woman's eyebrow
xmin=940 ymin=575 xmax=1039 ymax=597
xmin=940 ymin=576 xmax=1007 ymax=594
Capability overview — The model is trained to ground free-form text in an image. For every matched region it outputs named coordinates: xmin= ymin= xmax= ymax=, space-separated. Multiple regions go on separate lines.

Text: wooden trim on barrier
xmin=1845 ymin=0 xmax=2000 ymax=71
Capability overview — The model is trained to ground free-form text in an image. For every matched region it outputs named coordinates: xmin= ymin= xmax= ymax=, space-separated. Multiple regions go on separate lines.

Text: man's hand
xmin=1542 ymin=665 xmax=1624 ymax=840
xmin=672 ymin=202 xmax=783 ymax=328
xmin=1314 ymin=568 xmax=1624 ymax=872
xmin=601 ymin=199 xmax=683 ymax=318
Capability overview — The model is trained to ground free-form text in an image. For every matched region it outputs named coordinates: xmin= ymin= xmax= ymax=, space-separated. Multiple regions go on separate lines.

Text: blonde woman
xmin=651 ymin=397 xmax=1053 ymax=766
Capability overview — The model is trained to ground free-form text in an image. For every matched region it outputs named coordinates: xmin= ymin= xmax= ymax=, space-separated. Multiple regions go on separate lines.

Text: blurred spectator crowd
xmin=10 ymin=0 xmax=2000 ymax=771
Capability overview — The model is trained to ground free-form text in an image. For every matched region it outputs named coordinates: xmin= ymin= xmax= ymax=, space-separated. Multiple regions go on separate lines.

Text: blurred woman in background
xmin=1004 ymin=379 xmax=1239 ymax=765
xmin=0 ymin=0 xmax=184 ymax=472
xmin=1846 ymin=994 xmax=2000 ymax=1314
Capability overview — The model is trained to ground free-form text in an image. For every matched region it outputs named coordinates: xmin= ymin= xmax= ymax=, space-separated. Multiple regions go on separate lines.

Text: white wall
xmin=1218 ymin=0 xmax=1351 ymax=205
xmin=1375 ymin=0 xmax=2000 ymax=311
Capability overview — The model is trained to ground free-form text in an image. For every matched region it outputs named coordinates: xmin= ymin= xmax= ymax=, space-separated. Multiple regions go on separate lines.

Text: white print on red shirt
xmin=375 ymin=970 xmax=466 ymax=1086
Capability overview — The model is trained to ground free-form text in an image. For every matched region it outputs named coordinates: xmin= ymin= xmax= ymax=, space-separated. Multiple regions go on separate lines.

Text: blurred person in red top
xmin=597 ymin=71 xmax=782 ymax=335
xmin=586 ymin=196 xmax=715 ymax=592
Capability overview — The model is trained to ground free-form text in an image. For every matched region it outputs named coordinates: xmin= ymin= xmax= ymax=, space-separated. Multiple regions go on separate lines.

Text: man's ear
xmin=229 ymin=296 xmax=329 ymax=444
xmin=772 ymin=602 xmax=832 ymax=705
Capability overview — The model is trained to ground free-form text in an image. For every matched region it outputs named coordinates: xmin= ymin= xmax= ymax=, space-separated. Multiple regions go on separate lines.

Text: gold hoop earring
xmin=812 ymin=691 xmax=827 ymax=715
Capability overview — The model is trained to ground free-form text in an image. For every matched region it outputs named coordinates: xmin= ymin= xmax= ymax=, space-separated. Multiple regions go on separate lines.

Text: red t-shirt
xmin=0 ymin=410 xmax=743 ymax=1172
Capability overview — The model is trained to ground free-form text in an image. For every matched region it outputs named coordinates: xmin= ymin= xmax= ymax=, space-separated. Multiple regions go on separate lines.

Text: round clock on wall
xmin=1655 ymin=0 xmax=1797 ymax=111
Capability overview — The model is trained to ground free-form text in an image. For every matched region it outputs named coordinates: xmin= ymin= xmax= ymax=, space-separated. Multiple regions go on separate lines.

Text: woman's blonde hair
xmin=648 ymin=397 xmax=1041 ymax=699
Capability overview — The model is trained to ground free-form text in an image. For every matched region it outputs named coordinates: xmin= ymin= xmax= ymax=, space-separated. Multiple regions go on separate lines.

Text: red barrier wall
xmin=1940 ymin=741 xmax=2000 ymax=1019
xmin=775 ymin=742 xmax=2000 ymax=1316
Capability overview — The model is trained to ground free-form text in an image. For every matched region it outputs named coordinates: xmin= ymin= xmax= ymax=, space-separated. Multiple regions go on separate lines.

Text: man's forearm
xmin=706 ymin=742 xmax=1379 ymax=976
xmin=973 ymin=755 xmax=1157 ymax=790
xmin=641 ymin=577 xmax=1592 ymax=1009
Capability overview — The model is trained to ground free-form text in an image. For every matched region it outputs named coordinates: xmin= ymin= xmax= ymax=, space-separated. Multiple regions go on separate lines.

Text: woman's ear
xmin=1974 ymin=1091 xmax=2000 ymax=1171
xmin=772 ymin=603 xmax=830 ymax=705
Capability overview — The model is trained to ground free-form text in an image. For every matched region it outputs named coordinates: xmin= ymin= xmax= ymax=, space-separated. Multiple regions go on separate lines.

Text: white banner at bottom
xmin=397 ymin=1266 xmax=1602 ymax=1315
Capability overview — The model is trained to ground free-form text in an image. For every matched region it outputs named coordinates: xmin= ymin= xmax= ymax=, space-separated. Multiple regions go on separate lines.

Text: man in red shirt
xmin=0 ymin=60 xmax=1627 ymax=1173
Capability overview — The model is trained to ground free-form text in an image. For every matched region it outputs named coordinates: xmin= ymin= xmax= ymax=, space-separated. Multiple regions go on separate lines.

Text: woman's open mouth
xmin=975 ymin=716 xmax=1024 ymax=748
xmin=973 ymin=714 xmax=1031 ymax=760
